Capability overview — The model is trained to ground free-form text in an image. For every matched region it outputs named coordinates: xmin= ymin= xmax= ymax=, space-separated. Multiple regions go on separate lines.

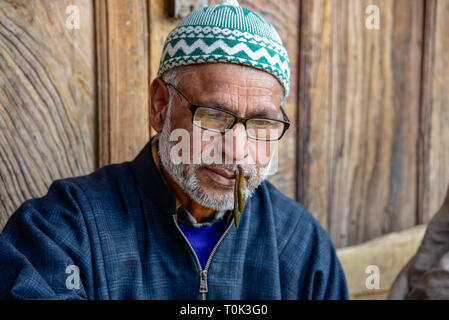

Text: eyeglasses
xmin=163 ymin=81 xmax=290 ymax=141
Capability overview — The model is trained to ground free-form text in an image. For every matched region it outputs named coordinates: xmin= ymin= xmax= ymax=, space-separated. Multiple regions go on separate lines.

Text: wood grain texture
xmin=297 ymin=0 xmax=334 ymax=230
xmin=148 ymin=0 xmax=180 ymax=139
xmin=298 ymin=0 xmax=424 ymax=248
xmin=337 ymin=224 xmax=427 ymax=299
xmin=418 ymin=0 xmax=449 ymax=224
xmin=96 ymin=0 xmax=149 ymax=166
xmin=0 ymin=0 xmax=96 ymax=229
xmin=148 ymin=0 xmax=179 ymax=83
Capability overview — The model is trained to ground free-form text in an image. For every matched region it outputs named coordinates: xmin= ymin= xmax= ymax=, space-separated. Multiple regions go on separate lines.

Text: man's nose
xmin=224 ymin=123 xmax=248 ymax=163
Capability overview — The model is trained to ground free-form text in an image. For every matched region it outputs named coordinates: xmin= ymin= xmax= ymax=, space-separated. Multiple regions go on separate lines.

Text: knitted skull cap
xmin=158 ymin=0 xmax=290 ymax=97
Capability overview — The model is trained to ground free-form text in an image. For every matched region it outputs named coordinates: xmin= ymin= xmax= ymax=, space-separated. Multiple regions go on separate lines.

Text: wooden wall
xmin=296 ymin=0 xmax=448 ymax=248
xmin=418 ymin=0 xmax=449 ymax=225
xmin=298 ymin=0 xmax=424 ymax=248
xmin=95 ymin=0 xmax=149 ymax=166
xmin=0 ymin=0 xmax=448 ymax=250
xmin=0 ymin=0 xmax=96 ymax=228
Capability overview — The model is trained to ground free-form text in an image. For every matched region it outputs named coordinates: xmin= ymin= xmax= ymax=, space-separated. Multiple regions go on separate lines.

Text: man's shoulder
xmin=13 ymin=161 xmax=137 ymax=220
xmin=256 ymin=180 xmax=335 ymax=253
xmin=257 ymin=179 xmax=320 ymax=230
xmin=255 ymin=181 xmax=347 ymax=299
xmin=3 ymin=161 xmax=136 ymax=233
xmin=55 ymin=161 xmax=134 ymax=197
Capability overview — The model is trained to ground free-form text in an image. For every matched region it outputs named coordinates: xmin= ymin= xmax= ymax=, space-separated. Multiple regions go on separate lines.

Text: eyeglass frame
xmin=162 ymin=80 xmax=291 ymax=141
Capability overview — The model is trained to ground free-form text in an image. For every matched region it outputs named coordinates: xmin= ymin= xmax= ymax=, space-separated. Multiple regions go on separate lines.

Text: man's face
xmin=154 ymin=63 xmax=284 ymax=210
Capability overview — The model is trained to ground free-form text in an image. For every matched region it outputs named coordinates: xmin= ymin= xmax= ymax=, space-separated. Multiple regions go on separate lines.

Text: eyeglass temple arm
xmin=163 ymin=81 xmax=182 ymax=100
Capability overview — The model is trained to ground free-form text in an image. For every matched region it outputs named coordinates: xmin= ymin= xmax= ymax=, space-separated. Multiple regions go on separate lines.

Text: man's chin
xmin=188 ymin=183 xmax=234 ymax=211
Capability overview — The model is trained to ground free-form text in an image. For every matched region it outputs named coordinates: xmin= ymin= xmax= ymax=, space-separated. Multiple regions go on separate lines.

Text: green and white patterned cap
xmin=158 ymin=0 xmax=290 ymax=97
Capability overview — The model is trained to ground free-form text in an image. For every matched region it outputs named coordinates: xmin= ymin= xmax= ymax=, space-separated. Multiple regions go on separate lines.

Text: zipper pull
xmin=199 ymin=270 xmax=208 ymax=295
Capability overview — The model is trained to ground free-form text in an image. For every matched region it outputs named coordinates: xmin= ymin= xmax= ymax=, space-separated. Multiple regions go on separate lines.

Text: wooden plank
xmin=298 ymin=0 xmax=423 ymax=247
xmin=148 ymin=0 xmax=179 ymax=139
xmin=418 ymin=0 xmax=449 ymax=224
xmin=95 ymin=0 xmax=149 ymax=166
xmin=0 ymin=0 xmax=96 ymax=229
xmin=148 ymin=0 xmax=179 ymax=83
xmin=297 ymin=0 xmax=334 ymax=230
xmin=337 ymin=224 xmax=426 ymax=299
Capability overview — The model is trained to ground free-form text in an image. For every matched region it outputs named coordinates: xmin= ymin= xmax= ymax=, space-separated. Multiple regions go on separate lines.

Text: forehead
xmin=179 ymin=63 xmax=283 ymax=104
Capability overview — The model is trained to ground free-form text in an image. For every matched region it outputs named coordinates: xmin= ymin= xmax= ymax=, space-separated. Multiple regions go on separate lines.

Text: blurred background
xmin=0 ymin=0 xmax=448 ymax=299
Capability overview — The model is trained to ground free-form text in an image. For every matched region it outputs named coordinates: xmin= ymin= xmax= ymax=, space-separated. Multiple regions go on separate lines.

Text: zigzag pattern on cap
xmin=165 ymin=26 xmax=289 ymax=60
xmin=159 ymin=39 xmax=289 ymax=89
xmin=162 ymin=40 xmax=289 ymax=73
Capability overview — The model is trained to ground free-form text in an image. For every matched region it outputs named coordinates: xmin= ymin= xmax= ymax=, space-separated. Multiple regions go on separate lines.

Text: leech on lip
xmin=233 ymin=166 xmax=246 ymax=228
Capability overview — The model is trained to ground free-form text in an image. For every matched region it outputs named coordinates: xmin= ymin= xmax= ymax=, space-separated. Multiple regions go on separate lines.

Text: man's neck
xmin=160 ymin=166 xmax=216 ymax=223
xmin=151 ymin=134 xmax=217 ymax=223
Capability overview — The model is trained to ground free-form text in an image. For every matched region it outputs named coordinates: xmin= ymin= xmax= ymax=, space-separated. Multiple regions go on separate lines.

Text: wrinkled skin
xmin=150 ymin=63 xmax=283 ymax=223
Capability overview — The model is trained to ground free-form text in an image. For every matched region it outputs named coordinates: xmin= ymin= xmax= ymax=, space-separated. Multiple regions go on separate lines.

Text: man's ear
xmin=150 ymin=77 xmax=170 ymax=133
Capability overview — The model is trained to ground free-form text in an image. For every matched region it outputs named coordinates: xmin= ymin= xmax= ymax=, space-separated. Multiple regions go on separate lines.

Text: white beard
xmin=158 ymin=102 xmax=273 ymax=211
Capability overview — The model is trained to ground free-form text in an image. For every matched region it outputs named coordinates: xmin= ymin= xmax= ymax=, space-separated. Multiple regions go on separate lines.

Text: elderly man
xmin=0 ymin=1 xmax=348 ymax=299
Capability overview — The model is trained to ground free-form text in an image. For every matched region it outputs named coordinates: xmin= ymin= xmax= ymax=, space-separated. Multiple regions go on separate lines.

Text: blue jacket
xmin=0 ymin=140 xmax=348 ymax=299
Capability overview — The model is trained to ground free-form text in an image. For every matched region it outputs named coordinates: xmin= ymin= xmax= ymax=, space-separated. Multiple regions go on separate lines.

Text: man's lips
xmin=206 ymin=166 xmax=236 ymax=178
xmin=203 ymin=167 xmax=237 ymax=186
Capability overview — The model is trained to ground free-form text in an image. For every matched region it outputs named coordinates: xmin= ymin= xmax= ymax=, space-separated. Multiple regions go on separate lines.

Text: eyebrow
xmin=246 ymin=108 xmax=280 ymax=119
xmin=198 ymin=99 xmax=280 ymax=119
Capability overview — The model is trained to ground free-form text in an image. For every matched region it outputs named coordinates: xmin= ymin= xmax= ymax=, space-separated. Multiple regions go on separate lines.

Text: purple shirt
xmin=178 ymin=212 xmax=230 ymax=269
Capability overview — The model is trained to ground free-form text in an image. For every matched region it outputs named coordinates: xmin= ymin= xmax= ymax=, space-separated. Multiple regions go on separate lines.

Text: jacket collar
xmin=129 ymin=136 xmax=177 ymax=217
xmin=129 ymin=135 xmax=234 ymax=226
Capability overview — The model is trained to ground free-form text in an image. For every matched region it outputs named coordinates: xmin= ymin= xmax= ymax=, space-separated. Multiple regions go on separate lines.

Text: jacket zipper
xmin=172 ymin=214 xmax=234 ymax=300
